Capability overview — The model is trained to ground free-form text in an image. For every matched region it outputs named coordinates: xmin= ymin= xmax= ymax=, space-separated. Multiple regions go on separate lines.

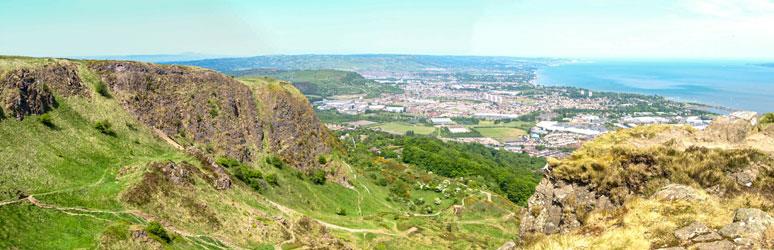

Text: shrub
xmin=216 ymin=156 xmax=243 ymax=168
xmin=207 ymin=99 xmax=219 ymax=118
xmin=0 ymin=108 xmax=5 ymax=119
xmin=232 ymin=165 xmax=266 ymax=192
xmin=125 ymin=122 xmax=138 ymax=131
xmin=95 ymin=82 xmax=112 ymax=98
xmin=310 ymin=169 xmax=326 ymax=185
xmin=94 ymin=120 xmax=116 ymax=136
xmin=37 ymin=113 xmax=55 ymax=128
xmin=266 ymin=173 xmax=279 ymax=186
xmin=318 ymin=155 xmax=327 ymax=165
xmin=761 ymin=113 xmax=774 ymax=125
xmin=265 ymin=155 xmax=285 ymax=169
xmin=336 ymin=207 xmax=347 ymax=216
xmin=146 ymin=221 xmax=172 ymax=243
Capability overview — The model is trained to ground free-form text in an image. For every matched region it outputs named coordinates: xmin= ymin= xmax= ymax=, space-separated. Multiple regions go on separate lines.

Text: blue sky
xmin=1 ymin=0 xmax=773 ymax=59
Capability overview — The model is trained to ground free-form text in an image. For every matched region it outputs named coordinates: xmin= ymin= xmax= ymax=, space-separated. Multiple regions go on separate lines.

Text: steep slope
xmin=0 ymin=56 xmax=537 ymax=249
xmin=520 ymin=113 xmax=774 ymax=249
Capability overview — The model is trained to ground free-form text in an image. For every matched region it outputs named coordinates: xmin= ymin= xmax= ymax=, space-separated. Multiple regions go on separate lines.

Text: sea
xmin=535 ymin=60 xmax=774 ymax=114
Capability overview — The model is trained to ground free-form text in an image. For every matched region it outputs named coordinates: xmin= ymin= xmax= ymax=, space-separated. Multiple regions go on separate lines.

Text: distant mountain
xmin=759 ymin=63 xmax=774 ymax=68
xmin=75 ymin=53 xmax=229 ymax=63
xmin=232 ymin=68 xmax=402 ymax=99
xmin=169 ymin=54 xmax=558 ymax=73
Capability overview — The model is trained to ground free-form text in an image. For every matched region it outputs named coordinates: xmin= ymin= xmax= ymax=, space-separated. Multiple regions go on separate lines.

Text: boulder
xmin=496 ymin=241 xmax=516 ymax=250
xmin=693 ymin=240 xmax=735 ymax=250
xmin=653 ymin=184 xmax=705 ymax=201
xmin=674 ymin=222 xmax=712 ymax=241
xmin=692 ymin=232 xmax=722 ymax=243
xmin=719 ymin=208 xmax=773 ymax=240
xmin=520 ymin=179 xmax=614 ymax=236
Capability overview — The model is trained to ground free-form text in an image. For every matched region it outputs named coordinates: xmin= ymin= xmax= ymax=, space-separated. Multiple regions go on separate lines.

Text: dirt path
xmin=153 ymin=128 xmax=184 ymax=150
xmin=7 ymin=189 xmax=240 ymax=250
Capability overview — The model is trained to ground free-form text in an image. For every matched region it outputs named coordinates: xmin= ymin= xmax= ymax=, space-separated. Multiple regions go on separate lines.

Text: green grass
xmin=473 ymin=127 xmax=527 ymax=142
xmin=373 ymin=122 xmax=436 ymax=135
xmin=1 ymin=57 xmax=534 ymax=250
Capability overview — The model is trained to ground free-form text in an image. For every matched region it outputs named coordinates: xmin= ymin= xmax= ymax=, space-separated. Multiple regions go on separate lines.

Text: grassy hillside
xmin=233 ymin=69 xmax=401 ymax=99
xmin=0 ymin=57 xmax=542 ymax=249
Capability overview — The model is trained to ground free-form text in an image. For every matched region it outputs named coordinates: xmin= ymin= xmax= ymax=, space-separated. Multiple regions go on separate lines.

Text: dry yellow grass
xmin=524 ymin=192 xmax=773 ymax=250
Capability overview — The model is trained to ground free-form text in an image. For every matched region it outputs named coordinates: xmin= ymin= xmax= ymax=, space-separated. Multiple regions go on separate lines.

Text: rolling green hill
xmin=231 ymin=69 xmax=402 ymax=99
xmin=0 ymin=56 xmax=544 ymax=249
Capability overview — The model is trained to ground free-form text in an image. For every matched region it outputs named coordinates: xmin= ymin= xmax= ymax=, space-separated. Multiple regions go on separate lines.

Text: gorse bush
xmin=216 ymin=156 xmax=243 ymax=168
xmin=310 ymin=169 xmax=326 ymax=185
xmin=761 ymin=113 xmax=774 ymax=125
xmin=318 ymin=155 xmax=327 ymax=165
xmin=265 ymin=155 xmax=285 ymax=169
xmin=146 ymin=221 xmax=172 ymax=243
xmin=95 ymin=81 xmax=111 ymax=98
xmin=266 ymin=173 xmax=279 ymax=186
xmin=94 ymin=120 xmax=116 ymax=136
xmin=336 ymin=207 xmax=347 ymax=216
xmin=37 ymin=113 xmax=55 ymax=128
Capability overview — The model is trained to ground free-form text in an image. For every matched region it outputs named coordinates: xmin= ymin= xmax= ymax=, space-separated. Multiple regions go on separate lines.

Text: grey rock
xmin=731 ymin=168 xmax=758 ymax=187
xmin=692 ymin=232 xmax=723 ymax=243
xmin=674 ymin=221 xmax=712 ymax=241
xmin=693 ymin=240 xmax=735 ymax=250
xmin=520 ymin=178 xmax=616 ymax=236
xmin=496 ymin=241 xmax=516 ymax=250
xmin=732 ymin=237 xmax=755 ymax=246
xmin=733 ymin=208 xmax=773 ymax=226
xmin=653 ymin=184 xmax=705 ymax=201
xmin=719 ymin=208 xmax=773 ymax=240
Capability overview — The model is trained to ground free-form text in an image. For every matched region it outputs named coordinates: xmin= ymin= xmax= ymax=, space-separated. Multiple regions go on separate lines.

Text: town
xmin=315 ymin=68 xmax=717 ymax=158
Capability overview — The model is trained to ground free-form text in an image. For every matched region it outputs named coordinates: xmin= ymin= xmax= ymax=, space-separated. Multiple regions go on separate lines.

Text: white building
xmin=385 ymin=106 xmax=405 ymax=113
xmin=431 ymin=117 xmax=454 ymax=125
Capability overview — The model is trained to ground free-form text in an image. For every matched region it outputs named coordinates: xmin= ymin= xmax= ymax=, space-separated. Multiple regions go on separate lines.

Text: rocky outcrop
xmin=718 ymin=208 xmax=773 ymax=242
xmin=652 ymin=184 xmax=705 ymax=201
xmin=254 ymin=83 xmax=333 ymax=171
xmin=520 ymin=112 xmax=774 ymax=243
xmin=0 ymin=62 xmax=88 ymax=120
xmin=519 ymin=178 xmax=614 ymax=235
xmin=87 ymin=61 xmax=333 ymax=171
xmin=89 ymin=61 xmax=264 ymax=162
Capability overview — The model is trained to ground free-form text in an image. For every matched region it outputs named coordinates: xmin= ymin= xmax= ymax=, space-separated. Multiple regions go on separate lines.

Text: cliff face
xmin=1 ymin=62 xmax=88 ymax=120
xmin=88 ymin=61 xmax=266 ymax=162
xmin=250 ymin=80 xmax=333 ymax=171
xmin=1 ymin=58 xmax=333 ymax=172
xmin=521 ymin=113 xmax=774 ymax=249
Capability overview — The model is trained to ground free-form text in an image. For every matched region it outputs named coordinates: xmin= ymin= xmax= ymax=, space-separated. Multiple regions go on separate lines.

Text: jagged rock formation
xmin=521 ymin=112 xmax=774 ymax=249
xmin=252 ymin=81 xmax=334 ymax=171
xmin=88 ymin=61 xmax=333 ymax=170
xmin=89 ymin=61 xmax=265 ymax=162
xmin=0 ymin=62 xmax=88 ymax=120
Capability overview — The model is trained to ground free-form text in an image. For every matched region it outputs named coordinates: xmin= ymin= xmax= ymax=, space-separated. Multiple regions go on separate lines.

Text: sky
xmin=1 ymin=0 xmax=774 ymax=59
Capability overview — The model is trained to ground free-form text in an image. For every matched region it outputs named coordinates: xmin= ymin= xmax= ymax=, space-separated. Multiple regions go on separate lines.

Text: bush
xmin=336 ymin=207 xmax=347 ymax=216
xmin=96 ymin=82 xmax=112 ymax=98
xmin=265 ymin=155 xmax=285 ymax=169
xmin=761 ymin=113 xmax=774 ymax=125
xmin=266 ymin=173 xmax=279 ymax=186
xmin=146 ymin=221 xmax=172 ymax=243
xmin=37 ymin=113 xmax=55 ymax=128
xmin=318 ymin=155 xmax=327 ymax=165
xmin=94 ymin=120 xmax=116 ymax=136
xmin=310 ymin=169 xmax=326 ymax=185
xmin=216 ymin=156 xmax=243 ymax=168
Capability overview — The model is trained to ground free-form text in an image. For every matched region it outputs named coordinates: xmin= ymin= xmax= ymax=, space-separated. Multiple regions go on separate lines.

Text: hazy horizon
xmin=3 ymin=0 xmax=774 ymax=60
